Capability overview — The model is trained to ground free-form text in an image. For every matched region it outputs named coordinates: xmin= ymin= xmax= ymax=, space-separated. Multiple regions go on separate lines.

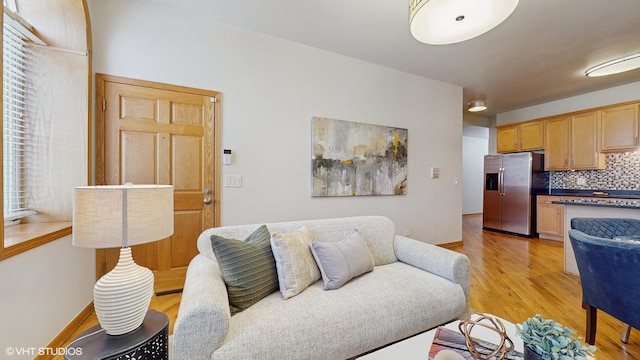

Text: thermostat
xmin=223 ymin=149 xmax=232 ymax=165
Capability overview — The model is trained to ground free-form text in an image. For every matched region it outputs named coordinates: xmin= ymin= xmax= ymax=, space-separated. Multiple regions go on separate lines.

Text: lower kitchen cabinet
xmin=537 ymin=196 xmax=565 ymax=238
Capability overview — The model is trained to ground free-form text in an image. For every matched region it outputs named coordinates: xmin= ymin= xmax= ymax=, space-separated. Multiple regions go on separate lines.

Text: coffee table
xmin=357 ymin=315 xmax=524 ymax=359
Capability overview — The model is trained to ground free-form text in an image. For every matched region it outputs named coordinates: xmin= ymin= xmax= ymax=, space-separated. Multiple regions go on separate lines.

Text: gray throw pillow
xmin=210 ymin=225 xmax=278 ymax=315
xmin=310 ymin=229 xmax=375 ymax=290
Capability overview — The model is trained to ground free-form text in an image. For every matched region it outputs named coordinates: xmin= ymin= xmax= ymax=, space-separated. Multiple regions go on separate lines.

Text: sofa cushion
xmin=212 ymin=262 xmax=467 ymax=360
xmin=210 ymin=225 xmax=279 ymax=315
xmin=311 ymin=229 xmax=374 ymax=290
xmin=270 ymin=227 xmax=321 ymax=299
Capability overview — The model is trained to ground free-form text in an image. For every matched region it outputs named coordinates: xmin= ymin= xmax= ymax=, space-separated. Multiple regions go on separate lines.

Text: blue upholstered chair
xmin=568 ymin=217 xmax=640 ymax=345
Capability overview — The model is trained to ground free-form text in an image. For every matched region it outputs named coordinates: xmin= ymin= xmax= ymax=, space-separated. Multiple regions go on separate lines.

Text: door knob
xmin=204 ymin=188 xmax=212 ymax=205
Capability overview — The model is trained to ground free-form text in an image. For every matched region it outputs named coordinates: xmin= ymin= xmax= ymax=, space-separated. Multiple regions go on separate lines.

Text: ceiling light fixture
xmin=585 ymin=53 xmax=640 ymax=77
xmin=409 ymin=0 xmax=519 ymax=45
xmin=468 ymin=100 xmax=487 ymax=112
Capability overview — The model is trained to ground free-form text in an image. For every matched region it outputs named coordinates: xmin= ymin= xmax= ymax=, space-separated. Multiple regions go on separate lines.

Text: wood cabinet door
xmin=496 ymin=125 xmax=518 ymax=153
xmin=600 ymin=104 xmax=639 ymax=152
xmin=544 ymin=117 xmax=571 ymax=170
xmin=96 ymin=75 xmax=220 ymax=294
xmin=519 ymin=121 xmax=544 ymax=151
xmin=537 ymin=196 xmax=563 ymax=236
xmin=571 ymin=112 xmax=605 ymax=170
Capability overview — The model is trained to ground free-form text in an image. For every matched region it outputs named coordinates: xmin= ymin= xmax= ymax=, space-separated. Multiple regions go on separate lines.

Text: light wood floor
xmin=62 ymin=214 xmax=640 ymax=359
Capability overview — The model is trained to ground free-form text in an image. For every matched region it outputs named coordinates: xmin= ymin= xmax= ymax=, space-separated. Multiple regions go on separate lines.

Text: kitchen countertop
xmin=552 ymin=198 xmax=640 ymax=209
xmin=549 ymin=189 xmax=640 ymax=199
xmin=547 ymin=189 xmax=640 ymax=209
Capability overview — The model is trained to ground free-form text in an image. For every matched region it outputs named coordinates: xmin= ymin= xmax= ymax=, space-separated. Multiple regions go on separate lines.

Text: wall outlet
xmin=403 ymin=229 xmax=412 ymax=237
xmin=577 ymin=177 xmax=587 ymax=186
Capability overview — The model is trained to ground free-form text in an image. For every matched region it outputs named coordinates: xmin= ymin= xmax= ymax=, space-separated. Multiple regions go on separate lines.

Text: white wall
xmin=87 ymin=0 xmax=464 ymax=244
xmin=462 ymin=126 xmax=489 ymax=214
xmin=497 ymin=81 xmax=640 ymax=125
xmin=0 ymin=239 xmax=94 ymax=358
xmin=0 ymin=21 xmax=94 ymax=358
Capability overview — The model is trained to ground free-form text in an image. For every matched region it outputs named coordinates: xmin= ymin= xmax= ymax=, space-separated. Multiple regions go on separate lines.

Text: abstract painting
xmin=312 ymin=117 xmax=408 ymax=196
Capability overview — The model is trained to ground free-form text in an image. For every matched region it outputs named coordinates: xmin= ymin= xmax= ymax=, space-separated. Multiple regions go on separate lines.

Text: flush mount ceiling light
xmin=468 ymin=100 xmax=487 ymax=112
xmin=409 ymin=0 xmax=519 ymax=45
xmin=585 ymin=53 xmax=640 ymax=77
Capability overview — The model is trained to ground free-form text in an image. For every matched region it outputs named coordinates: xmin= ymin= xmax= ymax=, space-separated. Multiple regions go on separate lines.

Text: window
xmin=3 ymin=19 xmax=36 ymax=226
xmin=0 ymin=1 xmax=89 ymax=260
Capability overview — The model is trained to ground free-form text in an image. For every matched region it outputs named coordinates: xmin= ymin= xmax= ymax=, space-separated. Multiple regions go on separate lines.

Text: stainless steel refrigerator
xmin=483 ymin=152 xmax=549 ymax=236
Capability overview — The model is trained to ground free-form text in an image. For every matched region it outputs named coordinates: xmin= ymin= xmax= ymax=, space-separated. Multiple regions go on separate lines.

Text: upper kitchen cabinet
xmin=543 ymin=113 xmax=604 ymax=171
xmin=496 ymin=125 xmax=518 ymax=153
xmin=545 ymin=117 xmax=571 ymax=170
xmin=496 ymin=120 xmax=544 ymax=153
xmin=519 ymin=121 xmax=545 ymax=150
xmin=600 ymin=103 xmax=639 ymax=152
xmin=571 ymin=111 xmax=606 ymax=170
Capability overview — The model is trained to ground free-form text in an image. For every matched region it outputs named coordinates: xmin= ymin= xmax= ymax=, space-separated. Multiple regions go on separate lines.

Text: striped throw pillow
xmin=210 ymin=225 xmax=278 ymax=315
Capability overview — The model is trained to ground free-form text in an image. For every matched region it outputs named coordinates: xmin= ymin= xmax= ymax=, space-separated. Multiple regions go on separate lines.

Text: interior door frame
xmin=94 ymin=73 xmax=221 ymax=279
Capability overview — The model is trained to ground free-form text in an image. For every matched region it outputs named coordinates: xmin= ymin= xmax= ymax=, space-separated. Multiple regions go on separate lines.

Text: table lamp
xmin=72 ymin=184 xmax=174 ymax=335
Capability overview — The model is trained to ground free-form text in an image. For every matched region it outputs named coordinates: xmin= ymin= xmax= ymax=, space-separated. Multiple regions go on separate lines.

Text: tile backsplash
xmin=550 ymin=151 xmax=640 ymax=190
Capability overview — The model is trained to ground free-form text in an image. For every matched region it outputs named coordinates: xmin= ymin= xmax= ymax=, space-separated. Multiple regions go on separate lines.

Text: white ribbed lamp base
xmin=94 ymin=247 xmax=154 ymax=335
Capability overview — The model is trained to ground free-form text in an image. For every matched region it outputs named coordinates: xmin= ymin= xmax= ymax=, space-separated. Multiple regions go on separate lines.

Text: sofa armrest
xmin=173 ymin=254 xmax=231 ymax=360
xmin=394 ymin=235 xmax=471 ymax=312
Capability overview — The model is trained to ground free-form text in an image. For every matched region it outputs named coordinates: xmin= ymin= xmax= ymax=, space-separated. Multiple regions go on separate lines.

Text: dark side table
xmin=64 ymin=309 xmax=169 ymax=360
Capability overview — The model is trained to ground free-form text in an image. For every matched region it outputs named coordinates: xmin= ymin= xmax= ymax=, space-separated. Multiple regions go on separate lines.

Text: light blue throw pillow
xmin=310 ymin=229 xmax=374 ymax=290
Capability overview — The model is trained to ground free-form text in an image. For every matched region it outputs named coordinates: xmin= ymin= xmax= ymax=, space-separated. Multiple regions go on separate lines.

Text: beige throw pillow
xmin=270 ymin=227 xmax=321 ymax=299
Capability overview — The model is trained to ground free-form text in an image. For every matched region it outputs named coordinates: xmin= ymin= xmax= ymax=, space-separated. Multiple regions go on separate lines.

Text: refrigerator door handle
xmin=499 ymin=167 xmax=505 ymax=196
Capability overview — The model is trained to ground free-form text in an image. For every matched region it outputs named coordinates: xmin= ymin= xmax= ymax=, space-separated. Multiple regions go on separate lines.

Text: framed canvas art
xmin=312 ymin=117 xmax=408 ymax=197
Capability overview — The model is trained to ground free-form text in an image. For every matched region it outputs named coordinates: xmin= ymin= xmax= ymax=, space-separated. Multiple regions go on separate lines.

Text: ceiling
xmin=152 ymin=0 xmax=640 ymax=118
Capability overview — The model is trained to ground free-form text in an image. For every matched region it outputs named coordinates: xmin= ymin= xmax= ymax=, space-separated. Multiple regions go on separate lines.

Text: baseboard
xmin=438 ymin=241 xmax=463 ymax=249
xmin=35 ymin=302 xmax=94 ymax=360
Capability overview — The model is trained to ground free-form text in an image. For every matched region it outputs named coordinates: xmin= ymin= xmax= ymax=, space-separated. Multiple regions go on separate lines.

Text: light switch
xmin=431 ymin=167 xmax=440 ymax=179
xmin=225 ymin=175 xmax=242 ymax=188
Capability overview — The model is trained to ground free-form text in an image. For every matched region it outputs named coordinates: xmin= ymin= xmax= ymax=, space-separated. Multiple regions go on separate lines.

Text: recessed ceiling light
xmin=409 ymin=0 xmax=519 ymax=45
xmin=585 ymin=53 xmax=640 ymax=77
xmin=468 ymin=100 xmax=487 ymax=112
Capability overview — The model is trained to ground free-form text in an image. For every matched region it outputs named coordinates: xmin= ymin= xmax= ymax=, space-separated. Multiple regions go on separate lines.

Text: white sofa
xmin=173 ymin=216 xmax=471 ymax=360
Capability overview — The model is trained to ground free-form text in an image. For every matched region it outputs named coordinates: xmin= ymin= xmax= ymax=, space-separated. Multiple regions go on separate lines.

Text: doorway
xmin=95 ymin=74 xmax=220 ymax=294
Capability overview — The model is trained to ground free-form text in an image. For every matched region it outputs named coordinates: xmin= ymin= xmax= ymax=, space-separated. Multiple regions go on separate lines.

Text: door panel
xmin=482 ymin=155 xmax=502 ymax=230
xmin=501 ymin=153 xmax=532 ymax=235
xmin=96 ymin=74 xmax=220 ymax=294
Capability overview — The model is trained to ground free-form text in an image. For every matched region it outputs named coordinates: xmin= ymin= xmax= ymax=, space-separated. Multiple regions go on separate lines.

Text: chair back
xmin=570 ymin=217 xmax=640 ymax=239
xmin=569 ymin=219 xmax=640 ymax=330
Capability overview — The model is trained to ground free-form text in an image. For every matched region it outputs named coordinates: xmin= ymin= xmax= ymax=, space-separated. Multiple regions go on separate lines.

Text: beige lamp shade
xmin=73 ymin=184 xmax=174 ymax=248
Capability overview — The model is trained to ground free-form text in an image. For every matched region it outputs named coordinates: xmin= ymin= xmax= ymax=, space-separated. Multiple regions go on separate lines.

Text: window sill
xmin=1 ymin=221 xmax=72 ymax=260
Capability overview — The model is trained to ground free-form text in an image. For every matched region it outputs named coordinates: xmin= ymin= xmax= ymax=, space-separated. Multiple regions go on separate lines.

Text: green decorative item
xmin=515 ymin=314 xmax=596 ymax=360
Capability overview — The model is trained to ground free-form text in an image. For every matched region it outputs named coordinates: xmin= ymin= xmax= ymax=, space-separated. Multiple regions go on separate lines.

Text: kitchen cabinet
xmin=600 ymin=103 xmax=639 ymax=152
xmin=571 ymin=111 xmax=605 ymax=170
xmin=496 ymin=120 xmax=544 ymax=153
xmin=544 ymin=117 xmax=571 ymax=170
xmin=544 ymin=113 xmax=605 ymax=171
xmin=537 ymin=196 xmax=565 ymax=238
xmin=519 ymin=120 xmax=545 ymax=150
xmin=496 ymin=125 xmax=518 ymax=153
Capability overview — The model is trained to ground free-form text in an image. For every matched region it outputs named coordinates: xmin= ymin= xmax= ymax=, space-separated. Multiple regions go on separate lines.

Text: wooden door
xmin=95 ymin=74 xmax=220 ymax=294
xmin=544 ymin=117 xmax=571 ymax=171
